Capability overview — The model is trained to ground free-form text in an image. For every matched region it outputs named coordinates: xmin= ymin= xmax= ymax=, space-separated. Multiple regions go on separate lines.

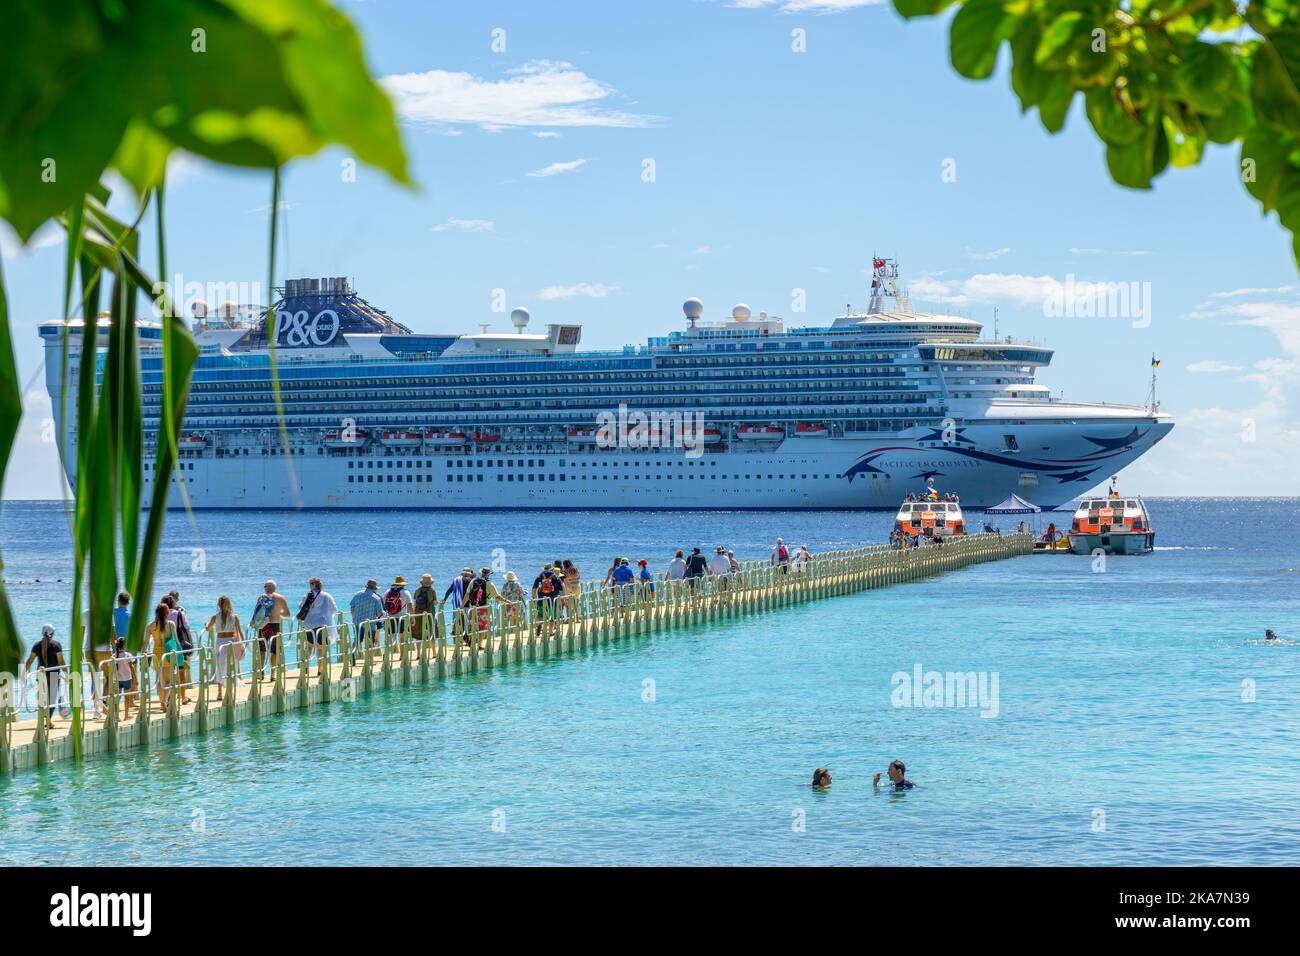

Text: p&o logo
xmin=274 ymin=308 xmax=340 ymax=347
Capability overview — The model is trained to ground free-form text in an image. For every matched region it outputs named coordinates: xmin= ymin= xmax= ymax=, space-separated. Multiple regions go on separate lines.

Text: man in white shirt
xmin=667 ymin=551 xmax=687 ymax=580
xmin=708 ymin=546 xmax=732 ymax=602
xmin=301 ymin=577 xmax=339 ymax=679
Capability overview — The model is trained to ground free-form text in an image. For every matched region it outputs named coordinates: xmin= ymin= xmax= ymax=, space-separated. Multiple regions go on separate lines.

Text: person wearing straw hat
xmin=708 ymin=546 xmax=732 ymax=601
xmin=500 ymin=570 xmax=527 ymax=626
xmin=411 ymin=573 xmax=438 ymax=659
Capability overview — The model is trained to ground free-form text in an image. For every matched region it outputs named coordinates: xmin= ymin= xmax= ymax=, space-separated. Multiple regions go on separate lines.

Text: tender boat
xmin=472 ymin=432 xmax=502 ymax=444
xmin=423 ymin=430 xmax=467 ymax=447
xmin=178 ymin=434 xmax=208 ymax=451
xmin=1068 ymin=494 xmax=1154 ymax=555
xmin=794 ymin=422 xmax=828 ymax=438
xmin=893 ymin=495 xmax=967 ymax=540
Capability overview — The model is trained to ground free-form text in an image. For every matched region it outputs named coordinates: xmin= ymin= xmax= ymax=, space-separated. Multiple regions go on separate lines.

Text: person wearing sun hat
xmin=383 ymin=575 xmax=414 ymax=646
xmin=411 ymin=573 xmax=438 ymax=657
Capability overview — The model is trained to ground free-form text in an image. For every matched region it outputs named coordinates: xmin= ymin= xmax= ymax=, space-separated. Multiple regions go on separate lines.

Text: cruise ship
xmin=39 ymin=260 xmax=1173 ymax=510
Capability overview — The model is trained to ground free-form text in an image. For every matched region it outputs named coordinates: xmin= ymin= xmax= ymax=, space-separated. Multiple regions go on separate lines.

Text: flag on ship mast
xmin=1151 ymin=355 xmax=1160 ymax=367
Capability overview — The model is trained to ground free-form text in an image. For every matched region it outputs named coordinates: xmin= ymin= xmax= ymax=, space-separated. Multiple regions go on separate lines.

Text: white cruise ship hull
xmin=151 ymin=421 xmax=1171 ymax=511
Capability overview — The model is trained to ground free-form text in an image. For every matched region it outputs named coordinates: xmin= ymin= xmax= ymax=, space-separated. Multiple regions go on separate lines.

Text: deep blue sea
xmin=1 ymin=498 xmax=1298 ymax=866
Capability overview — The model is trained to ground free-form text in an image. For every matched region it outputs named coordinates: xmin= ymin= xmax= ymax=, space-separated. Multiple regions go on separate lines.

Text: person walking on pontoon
xmin=299 ymin=578 xmax=338 ymax=679
xmin=206 ymin=596 xmax=244 ymax=702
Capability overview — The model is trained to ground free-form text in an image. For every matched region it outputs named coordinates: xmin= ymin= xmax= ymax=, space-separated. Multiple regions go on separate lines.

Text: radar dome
xmin=510 ymin=307 xmax=531 ymax=332
xmin=191 ymin=299 xmax=209 ymax=319
xmin=732 ymin=303 xmax=752 ymax=320
xmin=682 ymin=297 xmax=704 ymax=320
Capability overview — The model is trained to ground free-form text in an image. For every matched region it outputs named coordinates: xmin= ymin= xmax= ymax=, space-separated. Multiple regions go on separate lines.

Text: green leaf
xmin=1106 ymin=119 xmax=1170 ymax=189
xmin=1162 ymin=115 xmax=1205 ymax=167
xmin=1037 ymin=72 xmax=1075 ymax=133
xmin=1035 ymin=12 xmax=1084 ymax=66
xmin=950 ymin=0 xmax=1012 ymax=80
xmin=221 ymin=0 xmax=410 ymax=184
xmin=1010 ymin=19 xmax=1052 ymax=111
xmin=1085 ymin=86 xmax=1145 ymax=146
xmin=893 ymin=0 xmax=957 ymax=19
xmin=1252 ymin=36 xmax=1300 ymax=136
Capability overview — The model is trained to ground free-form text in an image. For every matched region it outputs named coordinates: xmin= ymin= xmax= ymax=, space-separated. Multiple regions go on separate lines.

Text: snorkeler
xmin=872 ymin=759 xmax=916 ymax=791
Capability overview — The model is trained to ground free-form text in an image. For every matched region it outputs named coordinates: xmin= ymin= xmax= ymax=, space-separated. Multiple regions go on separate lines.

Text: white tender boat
xmin=1068 ymin=494 xmax=1154 ymax=555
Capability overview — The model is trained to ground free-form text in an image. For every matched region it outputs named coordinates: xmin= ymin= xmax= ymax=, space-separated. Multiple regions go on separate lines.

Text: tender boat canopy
xmin=984 ymin=493 xmax=1042 ymax=514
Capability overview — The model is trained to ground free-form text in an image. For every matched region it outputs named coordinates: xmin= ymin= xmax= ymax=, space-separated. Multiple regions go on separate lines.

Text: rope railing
xmin=1 ymin=532 xmax=1033 ymax=772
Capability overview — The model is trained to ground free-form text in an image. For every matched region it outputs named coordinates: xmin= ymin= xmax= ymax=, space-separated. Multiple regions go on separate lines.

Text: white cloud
xmin=1186 ymin=360 xmax=1245 ymax=373
xmin=910 ymin=272 xmax=1070 ymax=308
xmin=1069 ymin=247 xmax=1152 ymax=256
xmin=1210 ymin=285 xmax=1298 ymax=298
xmin=1165 ymin=297 xmax=1300 ymax=493
xmin=727 ymin=0 xmax=885 ymax=12
xmin=383 ymin=60 xmax=658 ymax=132
xmin=431 ymin=217 xmax=496 ymax=234
xmin=526 ymin=158 xmax=587 ymax=178
xmin=967 ymin=247 xmax=1011 ymax=261
xmin=536 ymin=282 xmax=618 ymax=301
xmin=246 ymin=200 xmax=296 ymax=214
xmin=693 ymin=245 xmax=713 ymax=255
xmin=532 ymin=131 xmax=561 ymax=138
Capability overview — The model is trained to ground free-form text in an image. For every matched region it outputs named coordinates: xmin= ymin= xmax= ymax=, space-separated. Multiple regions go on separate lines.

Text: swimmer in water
xmin=811 ymin=768 xmax=831 ymax=789
xmin=1265 ymin=628 xmax=1279 ymax=641
xmin=873 ymin=759 xmax=916 ymax=791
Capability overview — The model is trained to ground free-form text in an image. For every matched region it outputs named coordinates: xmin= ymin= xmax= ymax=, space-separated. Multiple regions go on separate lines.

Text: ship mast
xmin=1146 ymin=353 xmax=1160 ymax=413
xmin=867 ymin=256 xmax=908 ymax=314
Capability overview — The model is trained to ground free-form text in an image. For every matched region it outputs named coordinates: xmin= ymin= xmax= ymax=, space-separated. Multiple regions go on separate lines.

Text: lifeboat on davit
xmin=322 ymin=429 xmax=371 ymax=450
xmin=736 ymin=425 xmax=784 ymax=443
xmin=379 ymin=430 xmax=422 ymax=448
xmin=423 ymin=430 xmax=467 ymax=447
xmin=794 ymin=422 xmax=828 ymax=438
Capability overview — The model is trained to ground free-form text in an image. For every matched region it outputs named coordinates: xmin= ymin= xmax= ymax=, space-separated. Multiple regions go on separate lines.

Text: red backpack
xmin=383 ymin=587 xmax=403 ymax=615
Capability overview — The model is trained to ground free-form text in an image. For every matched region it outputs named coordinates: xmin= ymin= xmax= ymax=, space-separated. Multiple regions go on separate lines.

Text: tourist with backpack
xmin=412 ymin=573 xmax=438 ymax=659
xmin=162 ymin=593 xmax=193 ymax=706
xmin=383 ymin=575 xmax=414 ymax=653
xmin=531 ymin=564 xmax=565 ymax=637
xmin=771 ymin=538 xmax=791 ymax=573
xmin=462 ymin=568 xmax=501 ymax=645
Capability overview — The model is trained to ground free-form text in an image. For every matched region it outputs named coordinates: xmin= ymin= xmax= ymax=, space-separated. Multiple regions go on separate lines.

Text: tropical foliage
xmin=894 ymin=0 xmax=1300 ymax=265
xmin=0 ymin=0 xmax=409 ymax=754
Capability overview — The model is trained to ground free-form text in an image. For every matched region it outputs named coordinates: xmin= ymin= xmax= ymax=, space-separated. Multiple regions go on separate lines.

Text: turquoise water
xmin=1 ymin=499 xmax=1298 ymax=865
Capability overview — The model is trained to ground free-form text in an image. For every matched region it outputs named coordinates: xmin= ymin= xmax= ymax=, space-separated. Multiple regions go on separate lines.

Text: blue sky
xmin=3 ymin=0 xmax=1298 ymax=498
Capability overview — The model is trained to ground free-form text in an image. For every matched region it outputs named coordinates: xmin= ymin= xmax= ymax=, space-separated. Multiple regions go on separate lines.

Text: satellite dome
xmin=682 ymin=297 xmax=704 ymax=320
xmin=510 ymin=307 xmax=531 ymax=332
xmin=732 ymin=303 xmax=752 ymax=320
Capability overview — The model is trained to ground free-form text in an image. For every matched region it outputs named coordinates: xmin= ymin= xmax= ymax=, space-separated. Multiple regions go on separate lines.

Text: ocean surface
xmin=1 ymin=498 xmax=1298 ymax=866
